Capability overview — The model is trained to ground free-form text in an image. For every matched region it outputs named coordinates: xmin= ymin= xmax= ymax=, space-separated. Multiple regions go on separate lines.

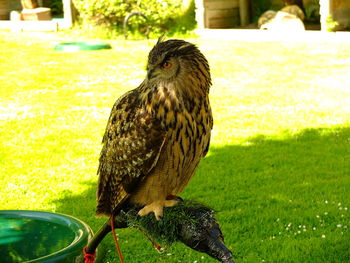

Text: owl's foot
xmin=138 ymin=199 xmax=179 ymax=221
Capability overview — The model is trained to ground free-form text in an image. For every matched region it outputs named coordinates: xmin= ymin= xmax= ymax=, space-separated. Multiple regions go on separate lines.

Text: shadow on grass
xmin=52 ymin=126 xmax=350 ymax=263
xmin=188 ymin=126 xmax=350 ymax=263
xmin=191 ymin=126 xmax=350 ymax=203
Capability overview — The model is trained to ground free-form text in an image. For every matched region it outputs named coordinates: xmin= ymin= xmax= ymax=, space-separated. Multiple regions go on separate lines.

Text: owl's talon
xmin=138 ymin=203 xmax=164 ymax=221
xmin=164 ymin=199 xmax=179 ymax=207
xmin=138 ymin=199 xmax=179 ymax=221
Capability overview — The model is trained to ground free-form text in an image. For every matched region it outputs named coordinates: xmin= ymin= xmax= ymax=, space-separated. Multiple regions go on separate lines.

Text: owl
xmin=96 ymin=38 xmax=212 ymax=220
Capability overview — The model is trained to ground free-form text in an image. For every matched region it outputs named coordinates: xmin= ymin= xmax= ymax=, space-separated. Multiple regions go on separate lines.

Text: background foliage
xmin=72 ymin=0 xmax=196 ymax=36
xmin=49 ymin=0 xmax=63 ymax=16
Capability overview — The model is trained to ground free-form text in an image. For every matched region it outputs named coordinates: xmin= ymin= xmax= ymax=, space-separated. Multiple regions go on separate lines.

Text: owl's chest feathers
xmin=131 ymin=86 xmax=211 ymax=204
xmin=145 ymin=85 xmax=210 ymax=134
xmin=143 ymin=85 xmax=211 ymax=165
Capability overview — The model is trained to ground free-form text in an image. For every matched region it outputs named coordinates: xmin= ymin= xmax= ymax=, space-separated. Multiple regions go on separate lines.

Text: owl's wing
xmin=96 ymin=88 xmax=166 ymax=216
xmin=202 ymin=102 xmax=213 ymax=158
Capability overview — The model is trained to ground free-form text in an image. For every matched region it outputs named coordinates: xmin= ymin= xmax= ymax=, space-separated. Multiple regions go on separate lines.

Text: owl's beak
xmin=147 ymin=68 xmax=155 ymax=80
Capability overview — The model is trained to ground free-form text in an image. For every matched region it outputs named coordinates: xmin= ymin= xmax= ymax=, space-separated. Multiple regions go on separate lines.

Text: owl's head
xmin=146 ymin=38 xmax=211 ymax=93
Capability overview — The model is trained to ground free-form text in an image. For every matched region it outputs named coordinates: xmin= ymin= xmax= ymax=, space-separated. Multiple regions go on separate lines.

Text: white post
xmin=62 ymin=0 xmax=73 ymax=28
xmin=195 ymin=0 xmax=205 ymax=29
xmin=320 ymin=0 xmax=332 ymax=31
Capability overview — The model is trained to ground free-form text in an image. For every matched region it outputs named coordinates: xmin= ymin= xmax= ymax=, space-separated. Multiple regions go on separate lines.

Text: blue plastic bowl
xmin=0 ymin=210 xmax=94 ymax=263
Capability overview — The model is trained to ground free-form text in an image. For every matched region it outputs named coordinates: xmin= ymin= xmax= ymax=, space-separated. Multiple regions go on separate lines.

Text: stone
xmin=260 ymin=11 xmax=305 ymax=31
xmin=258 ymin=10 xmax=277 ymax=28
xmin=281 ymin=4 xmax=305 ymax=20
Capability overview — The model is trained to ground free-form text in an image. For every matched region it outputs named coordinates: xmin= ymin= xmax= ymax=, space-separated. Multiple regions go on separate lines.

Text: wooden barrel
xmin=204 ymin=0 xmax=240 ymax=28
xmin=10 ymin=1 xmax=23 ymax=10
xmin=0 ymin=0 xmax=10 ymax=20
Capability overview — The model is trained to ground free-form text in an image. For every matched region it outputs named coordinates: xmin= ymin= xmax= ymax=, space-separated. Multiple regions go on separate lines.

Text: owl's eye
xmin=161 ymin=62 xmax=172 ymax=69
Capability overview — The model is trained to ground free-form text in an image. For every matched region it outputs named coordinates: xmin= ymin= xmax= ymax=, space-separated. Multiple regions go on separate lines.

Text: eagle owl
xmin=96 ymin=38 xmax=212 ymax=220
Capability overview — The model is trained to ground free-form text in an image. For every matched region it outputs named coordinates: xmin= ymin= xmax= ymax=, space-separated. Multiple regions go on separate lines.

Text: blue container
xmin=54 ymin=42 xmax=112 ymax=52
xmin=0 ymin=210 xmax=94 ymax=263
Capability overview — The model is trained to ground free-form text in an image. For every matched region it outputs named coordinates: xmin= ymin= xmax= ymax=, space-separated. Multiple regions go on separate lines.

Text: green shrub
xmin=50 ymin=0 xmax=63 ymax=16
xmin=251 ymin=0 xmax=274 ymax=22
xmin=72 ymin=0 xmax=196 ymax=36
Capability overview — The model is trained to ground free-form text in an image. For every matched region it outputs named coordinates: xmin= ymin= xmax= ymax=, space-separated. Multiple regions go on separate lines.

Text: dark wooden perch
xmin=80 ymin=200 xmax=235 ymax=263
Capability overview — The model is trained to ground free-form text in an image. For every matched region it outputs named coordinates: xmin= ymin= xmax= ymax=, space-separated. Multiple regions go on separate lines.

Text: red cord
xmin=111 ymin=215 xmax=125 ymax=263
xmin=83 ymin=246 xmax=96 ymax=263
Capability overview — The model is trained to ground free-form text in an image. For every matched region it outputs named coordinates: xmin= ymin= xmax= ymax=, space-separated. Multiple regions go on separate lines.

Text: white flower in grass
xmin=321 ymin=234 xmax=326 ymax=238
xmin=337 ymin=224 xmax=342 ymax=228
xmin=325 ymin=200 xmax=328 ymax=204
xmin=313 ymin=227 xmax=316 ymax=231
xmin=324 ymin=212 xmax=328 ymax=215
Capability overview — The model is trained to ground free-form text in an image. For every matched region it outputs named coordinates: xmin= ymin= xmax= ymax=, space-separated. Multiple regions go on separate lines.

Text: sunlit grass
xmin=0 ymin=31 xmax=349 ymax=262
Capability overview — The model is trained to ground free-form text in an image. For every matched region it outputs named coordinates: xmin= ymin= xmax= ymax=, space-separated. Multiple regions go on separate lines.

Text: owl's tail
xmin=96 ymin=182 xmax=130 ymax=217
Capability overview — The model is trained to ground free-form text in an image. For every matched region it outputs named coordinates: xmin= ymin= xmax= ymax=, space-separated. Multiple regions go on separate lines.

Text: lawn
xmin=0 ymin=30 xmax=350 ymax=263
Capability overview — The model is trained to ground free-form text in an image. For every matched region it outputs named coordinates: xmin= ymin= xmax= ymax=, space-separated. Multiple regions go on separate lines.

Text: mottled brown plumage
xmin=96 ymin=38 xmax=212 ymax=220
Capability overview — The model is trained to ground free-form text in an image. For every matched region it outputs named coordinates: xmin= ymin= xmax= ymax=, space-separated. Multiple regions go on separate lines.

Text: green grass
xmin=0 ymin=30 xmax=350 ymax=263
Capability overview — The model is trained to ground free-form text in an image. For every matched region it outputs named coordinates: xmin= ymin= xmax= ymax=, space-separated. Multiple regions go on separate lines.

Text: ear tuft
xmin=157 ymin=34 xmax=166 ymax=45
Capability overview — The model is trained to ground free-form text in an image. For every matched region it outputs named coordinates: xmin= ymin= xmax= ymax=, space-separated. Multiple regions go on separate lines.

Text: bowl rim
xmin=0 ymin=210 xmax=93 ymax=263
